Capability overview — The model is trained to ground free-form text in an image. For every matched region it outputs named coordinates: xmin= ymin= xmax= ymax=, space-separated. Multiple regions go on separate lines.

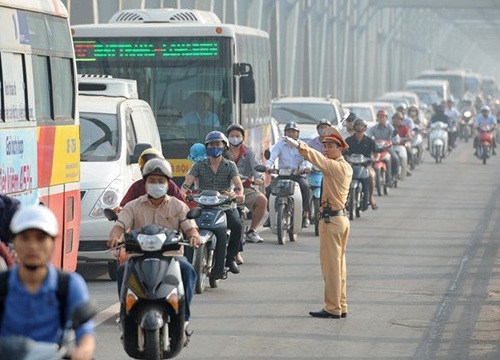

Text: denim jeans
xmin=117 ymin=256 xmax=196 ymax=321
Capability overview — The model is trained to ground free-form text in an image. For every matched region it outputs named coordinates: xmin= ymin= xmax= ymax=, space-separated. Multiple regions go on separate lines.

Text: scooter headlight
xmin=137 ymin=233 xmax=167 ymax=251
xmin=278 ymin=168 xmax=293 ymax=176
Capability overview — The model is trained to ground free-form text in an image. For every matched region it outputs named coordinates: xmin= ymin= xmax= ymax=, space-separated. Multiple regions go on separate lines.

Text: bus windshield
xmin=75 ymin=37 xmax=233 ymax=144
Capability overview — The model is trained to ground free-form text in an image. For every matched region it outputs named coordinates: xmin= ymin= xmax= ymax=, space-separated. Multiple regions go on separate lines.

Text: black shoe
xmin=341 ymin=313 xmax=347 ymax=318
xmin=225 ymin=259 xmax=240 ymax=274
xmin=263 ymin=217 xmax=270 ymax=227
xmin=302 ymin=217 xmax=310 ymax=228
xmin=309 ymin=309 xmax=341 ymax=319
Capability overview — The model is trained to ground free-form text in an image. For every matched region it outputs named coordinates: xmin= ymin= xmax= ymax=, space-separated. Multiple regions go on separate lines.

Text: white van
xmin=405 ymin=79 xmax=450 ymax=102
xmin=78 ymin=75 xmax=161 ymax=278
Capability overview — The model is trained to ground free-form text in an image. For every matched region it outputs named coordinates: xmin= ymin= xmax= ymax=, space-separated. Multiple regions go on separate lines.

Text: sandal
xmin=371 ymin=202 xmax=379 ymax=210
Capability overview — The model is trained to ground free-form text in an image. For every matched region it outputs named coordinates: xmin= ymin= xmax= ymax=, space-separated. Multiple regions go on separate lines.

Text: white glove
xmin=283 ymin=136 xmax=299 ymax=148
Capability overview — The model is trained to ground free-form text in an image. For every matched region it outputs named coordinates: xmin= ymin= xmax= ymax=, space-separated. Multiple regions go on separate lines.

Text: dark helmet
xmin=316 ymin=119 xmax=332 ymax=129
xmin=205 ymin=131 xmax=228 ymax=146
xmin=226 ymin=123 xmax=245 ymax=137
xmin=353 ymin=118 xmax=367 ymax=129
xmin=284 ymin=121 xmax=300 ymax=132
xmin=346 ymin=112 xmax=357 ymax=122
xmin=392 ymin=111 xmax=404 ymax=120
xmin=142 ymin=158 xmax=173 ymax=179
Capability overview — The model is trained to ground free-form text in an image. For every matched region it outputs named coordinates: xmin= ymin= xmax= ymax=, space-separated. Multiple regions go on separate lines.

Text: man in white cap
xmin=0 ymin=205 xmax=96 ymax=359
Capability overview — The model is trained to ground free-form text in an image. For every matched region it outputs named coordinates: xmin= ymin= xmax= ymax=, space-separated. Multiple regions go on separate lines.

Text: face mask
xmin=228 ymin=137 xmax=243 ymax=146
xmin=207 ymin=146 xmax=224 ymax=158
xmin=146 ymin=183 xmax=168 ymax=199
xmin=318 ymin=128 xmax=326 ymax=136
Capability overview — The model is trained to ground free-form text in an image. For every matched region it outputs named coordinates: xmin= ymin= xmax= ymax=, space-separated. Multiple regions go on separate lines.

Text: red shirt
xmin=395 ymin=125 xmax=411 ymax=143
xmin=120 ymin=179 xmax=185 ymax=207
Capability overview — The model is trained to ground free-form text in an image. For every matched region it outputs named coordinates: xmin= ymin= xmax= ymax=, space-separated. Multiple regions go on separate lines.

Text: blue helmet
xmin=188 ymin=143 xmax=208 ymax=162
xmin=204 ymin=131 xmax=228 ymax=146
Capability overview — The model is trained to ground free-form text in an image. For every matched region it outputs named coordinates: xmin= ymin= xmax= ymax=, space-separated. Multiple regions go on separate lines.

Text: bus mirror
xmin=240 ymin=76 xmax=256 ymax=104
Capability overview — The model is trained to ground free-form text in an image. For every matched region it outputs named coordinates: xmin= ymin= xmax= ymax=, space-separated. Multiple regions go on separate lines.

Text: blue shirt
xmin=0 ymin=265 xmax=95 ymax=344
xmin=474 ymin=114 xmax=496 ymax=127
xmin=266 ymin=139 xmax=312 ymax=170
xmin=306 ymin=137 xmax=324 ymax=153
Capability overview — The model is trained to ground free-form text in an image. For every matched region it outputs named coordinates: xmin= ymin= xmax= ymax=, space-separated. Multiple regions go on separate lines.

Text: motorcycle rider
xmin=107 ymin=158 xmax=200 ymax=331
xmin=181 ymin=131 xmax=244 ymax=275
xmin=265 ymin=121 xmax=313 ymax=228
xmin=408 ymin=104 xmax=424 ymax=128
xmin=396 ymin=102 xmax=415 ymax=131
xmin=1 ymin=205 xmax=96 ymax=360
xmin=473 ymin=105 xmax=497 ymax=156
xmin=308 ymin=119 xmax=333 ymax=153
xmin=367 ymin=110 xmax=399 ymax=186
xmin=444 ymin=97 xmax=460 ymax=149
xmin=428 ymin=103 xmax=449 ymax=150
xmin=226 ymin=124 xmax=267 ymax=244
xmin=340 ymin=112 xmax=357 ymax=139
xmin=392 ymin=112 xmax=413 ymax=177
xmin=343 ymin=118 xmax=378 ymax=210
xmin=118 ymin=148 xmax=185 ymax=211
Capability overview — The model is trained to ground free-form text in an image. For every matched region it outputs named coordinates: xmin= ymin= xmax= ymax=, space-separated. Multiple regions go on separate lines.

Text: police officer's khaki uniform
xmin=297 ymin=141 xmax=352 ymax=316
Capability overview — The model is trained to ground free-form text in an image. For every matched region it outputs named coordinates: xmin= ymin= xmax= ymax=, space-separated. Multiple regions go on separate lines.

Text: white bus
xmin=0 ymin=0 xmax=80 ymax=270
xmin=72 ymin=8 xmax=273 ymax=182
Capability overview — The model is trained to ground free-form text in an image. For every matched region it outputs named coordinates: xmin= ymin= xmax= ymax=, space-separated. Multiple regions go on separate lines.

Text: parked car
xmin=343 ymin=102 xmax=377 ymax=124
xmin=78 ymin=75 xmax=162 ymax=279
xmin=271 ymin=96 xmax=346 ymax=143
xmin=376 ymin=91 xmax=420 ymax=109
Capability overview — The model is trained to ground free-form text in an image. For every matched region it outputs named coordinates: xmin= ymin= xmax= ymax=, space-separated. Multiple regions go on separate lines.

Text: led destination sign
xmin=75 ymin=39 xmax=219 ymax=61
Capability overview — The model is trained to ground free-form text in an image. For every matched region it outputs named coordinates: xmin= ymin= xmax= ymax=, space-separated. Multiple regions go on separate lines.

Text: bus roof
xmin=419 ymin=69 xmax=467 ymax=77
xmin=72 ymin=22 xmax=268 ymax=39
xmin=406 ymin=79 xmax=449 ymax=86
xmin=0 ymin=0 xmax=68 ymax=17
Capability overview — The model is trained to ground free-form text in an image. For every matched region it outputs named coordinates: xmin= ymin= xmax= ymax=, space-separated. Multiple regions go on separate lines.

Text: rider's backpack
xmin=0 ymin=270 xmax=70 ymax=328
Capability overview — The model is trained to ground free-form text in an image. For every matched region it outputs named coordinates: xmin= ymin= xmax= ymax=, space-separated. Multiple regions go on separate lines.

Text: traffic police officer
xmin=284 ymin=127 xmax=352 ymax=318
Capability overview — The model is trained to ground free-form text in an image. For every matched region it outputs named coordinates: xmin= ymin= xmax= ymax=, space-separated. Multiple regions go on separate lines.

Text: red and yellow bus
xmin=0 ymin=0 xmax=80 ymax=270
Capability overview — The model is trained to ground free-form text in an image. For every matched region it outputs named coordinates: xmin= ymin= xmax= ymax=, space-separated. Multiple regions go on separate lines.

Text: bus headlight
xmin=90 ymin=178 xmax=123 ymax=218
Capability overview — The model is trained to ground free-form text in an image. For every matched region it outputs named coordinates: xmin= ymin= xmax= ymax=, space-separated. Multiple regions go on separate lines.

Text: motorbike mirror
xmin=186 ymin=208 xmax=202 ymax=220
xmin=263 ymin=149 xmax=271 ymax=160
xmin=71 ymin=302 xmax=97 ymax=330
xmin=254 ymin=165 xmax=267 ymax=172
xmin=341 ymin=111 xmax=351 ymax=123
xmin=103 ymin=208 xmax=118 ymax=222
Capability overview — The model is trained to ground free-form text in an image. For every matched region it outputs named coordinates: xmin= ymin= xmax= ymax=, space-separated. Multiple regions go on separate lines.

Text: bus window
xmin=31 ymin=55 xmax=52 ymax=121
xmin=2 ymin=52 xmax=27 ymax=122
xmin=51 ymin=57 xmax=74 ymax=121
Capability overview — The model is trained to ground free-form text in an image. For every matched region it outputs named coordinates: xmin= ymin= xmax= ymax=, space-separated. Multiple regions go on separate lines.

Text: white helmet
xmin=10 ymin=205 xmax=58 ymax=237
xmin=480 ymin=105 xmax=490 ymax=112
xmin=142 ymin=158 xmax=173 ymax=179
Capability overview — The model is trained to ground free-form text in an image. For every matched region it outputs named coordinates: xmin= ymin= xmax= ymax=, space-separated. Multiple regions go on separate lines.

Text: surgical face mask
xmin=146 ymin=183 xmax=168 ymax=199
xmin=228 ymin=136 xmax=243 ymax=146
xmin=207 ymin=146 xmax=224 ymax=158
xmin=317 ymin=127 xmax=327 ymax=136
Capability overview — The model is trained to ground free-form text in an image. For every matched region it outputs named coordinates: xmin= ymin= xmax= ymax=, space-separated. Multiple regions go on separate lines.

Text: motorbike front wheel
xmin=348 ymin=190 xmax=355 ymax=220
xmin=375 ymin=168 xmax=382 ymax=196
xmin=144 ymin=328 xmax=162 ymax=360
xmin=276 ymin=203 xmax=287 ymax=245
xmin=193 ymin=243 xmax=208 ymax=294
xmin=355 ymin=187 xmax=362 ymax=218
xmin=313 ymin=197 xmax=320 ymax=236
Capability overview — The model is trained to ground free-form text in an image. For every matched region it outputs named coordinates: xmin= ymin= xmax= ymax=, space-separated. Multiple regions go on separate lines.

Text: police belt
xmin=319 ymin=208 xmax=346 ymax=218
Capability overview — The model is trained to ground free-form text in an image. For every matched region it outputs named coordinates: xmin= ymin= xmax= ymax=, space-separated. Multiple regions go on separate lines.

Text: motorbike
xmin=261 ymin=166 xmax=303 ymax=245
xmin=428 ymin=121 xmax=448 ymax=163
xmin=307 ymin=166 xmax=322 ymax=236
xmin=391 ymin=134 xmax=407 ymax=181
xmin=409 ymin=126 xmax=424 ymax=169
xmin=186 ymin=190 xmax=235 ymax=292
xmin=0 ymin=302 xmax=97 ymax=360
xmin=104 ymin=208 xmax=199 ymax=360
xmin=345 ymin=154 xmax=370 ymax=220
xmin=372 ymin=139 xmax=392 ymax=196
xmin=458 ymin=110 xmax=474 ymax=143
xmin=476 ymin=124 xmax=495 ymax=164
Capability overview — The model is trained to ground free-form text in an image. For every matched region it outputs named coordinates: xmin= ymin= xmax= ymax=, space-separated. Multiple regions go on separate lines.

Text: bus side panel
xmin=38 ymin=125 xmax=81 ymax=271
